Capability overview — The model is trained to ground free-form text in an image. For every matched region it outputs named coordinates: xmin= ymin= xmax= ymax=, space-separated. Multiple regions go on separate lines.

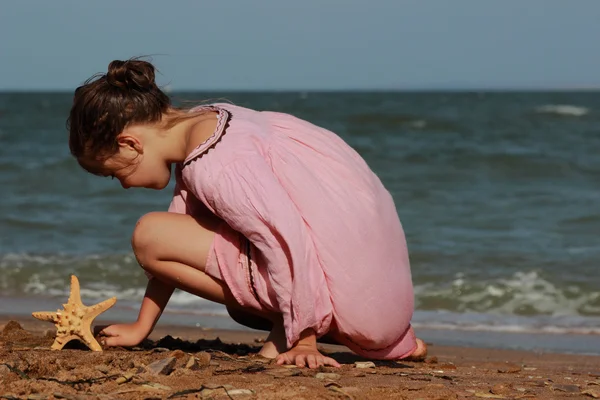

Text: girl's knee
xmin=130 ymin=211 xmax=216 ymax=276
xmin=131 ymin=211 xmax=167 ymax=267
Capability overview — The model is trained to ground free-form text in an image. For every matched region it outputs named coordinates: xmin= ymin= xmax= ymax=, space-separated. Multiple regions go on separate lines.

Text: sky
xmin=1 ymin=0 xmax=599 ymax=91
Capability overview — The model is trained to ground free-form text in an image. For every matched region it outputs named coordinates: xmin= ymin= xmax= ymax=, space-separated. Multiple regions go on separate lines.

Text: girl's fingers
xmin=316 ymin=356 xmax=324 ymax=368
xmin=276 ymin=351 xmax=341 ymax=369
xmin=295 ymin=355 xmax=306 ymax=367
xmin=100 ymin=335 xmax=117 ymax=347
xmin=93 ymin=325 xmax=109 ymax=336
xmin=324 ymin=357 xmax=341 ymax=368
xmin=98 ymin=326 xmax=117 ymax=337
xmin=276 ymin=353 xmax=290 ymax=365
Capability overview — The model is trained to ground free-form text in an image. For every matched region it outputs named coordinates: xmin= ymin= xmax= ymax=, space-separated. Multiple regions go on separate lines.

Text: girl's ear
xmin=117 ymin=134 xmax=143 ymax=154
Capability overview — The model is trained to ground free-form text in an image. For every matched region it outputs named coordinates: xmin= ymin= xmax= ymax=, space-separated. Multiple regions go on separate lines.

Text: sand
xmin=1 ymin=316 xmax=600 ymax=399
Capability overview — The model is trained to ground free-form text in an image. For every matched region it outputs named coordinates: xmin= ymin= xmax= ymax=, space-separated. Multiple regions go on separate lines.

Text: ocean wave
xmin=3 ymin=253 xmax=600 ymax=338
xmin=411 ymin=310 xmax=600 ymax=336
xmin=414 ymin=270 xmax=600 ymax=317
xmin=0 ymin=253 xmax=146 ymax=296
xmin=346 ymin=113 xmax=463 ymax=132
xmin=0 ymin=155 xmax=76 ymax=173
xmin=0 ymin=253 xmax=226 ymax=314
xmin=411 ymin=322 xmax=600 ymax=335
xmin=3 ymin=254 xmax=600 ymax=318
xmin=534 ymin=104 xmax=589 ymax=117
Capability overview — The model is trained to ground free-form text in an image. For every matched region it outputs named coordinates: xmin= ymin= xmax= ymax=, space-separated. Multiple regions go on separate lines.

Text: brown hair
xmin=67 ymin=58 xmax=171 ymax=171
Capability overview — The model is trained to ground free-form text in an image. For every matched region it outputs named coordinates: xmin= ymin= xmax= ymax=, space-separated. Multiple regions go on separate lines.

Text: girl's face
xmin=103 ymin=150 xmax=171 ymax=190
xmin=80 ymin=126 xmax=172 ymax=190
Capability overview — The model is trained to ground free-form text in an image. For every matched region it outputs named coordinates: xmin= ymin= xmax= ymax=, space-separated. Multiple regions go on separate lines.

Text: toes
xmin=403 ymin=338 xmax=428 ymax=361
xmin=414 ymin=338 xmax=428 ymax=357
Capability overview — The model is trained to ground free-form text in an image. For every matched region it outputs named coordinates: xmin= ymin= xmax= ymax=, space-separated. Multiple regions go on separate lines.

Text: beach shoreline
xmin=5 ymin=294 xmax=600 ymax=357
xmin=2 ymin=315 xmax=600 ymax=399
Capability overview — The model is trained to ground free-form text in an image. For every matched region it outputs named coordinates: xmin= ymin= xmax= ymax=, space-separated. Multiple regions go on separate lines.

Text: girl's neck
xmin=160 ymin=108 xmax=218 ymax=163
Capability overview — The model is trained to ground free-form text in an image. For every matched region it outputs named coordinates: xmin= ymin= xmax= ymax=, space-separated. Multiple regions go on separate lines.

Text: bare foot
xmin=402 ymin=337 xmax=427 ymax=361
xmin=258 ymin=318 xmax=288 ymax=359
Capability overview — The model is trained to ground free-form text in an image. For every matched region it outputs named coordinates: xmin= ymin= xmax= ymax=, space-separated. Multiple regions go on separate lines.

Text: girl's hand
xmin=95 ymin=278 xmax=175 ymax=348
xmin=96 ymin=322 xmax=149 ymax=347
xmin=275 ymin=328 xmax=341 ymax=369
xmin=275 ymin=343 xmax=341 ymax=368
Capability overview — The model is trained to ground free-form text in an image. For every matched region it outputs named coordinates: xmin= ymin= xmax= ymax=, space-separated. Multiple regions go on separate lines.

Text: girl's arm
xmin=98 ymin=278 xmax=175 ymax=347
xmin=136 ymin=277 xmax=176 ymax=333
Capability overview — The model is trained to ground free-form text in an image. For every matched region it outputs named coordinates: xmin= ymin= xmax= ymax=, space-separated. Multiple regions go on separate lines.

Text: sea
xmin=1 ymin=91 xmax=600 ymax=355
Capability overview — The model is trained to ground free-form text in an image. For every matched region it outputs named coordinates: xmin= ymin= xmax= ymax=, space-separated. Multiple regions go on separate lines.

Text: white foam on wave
xmin=409 ymin=120 xmax=427 ymax=129
xmin=20 ymin=272 xmax=221 ymax=303
xmin=411 ymin=310 xmax=600 ymax=336
xmin=412 ymin=320 xmax=600 ymax=336
xmin=414 ymin=270 xmax=600 ymax=317
xmin=21 ymin=272 xmax=146 ymax=300
xmin=4 ymin=253 xmax=600 ymax=331
xmin=412 ymin=322 xmax=600 ymax=335
xmin=535 ymin=104 xmax=589 ymax=117
xmin=13 ymin=265 xmax=229 ymax=317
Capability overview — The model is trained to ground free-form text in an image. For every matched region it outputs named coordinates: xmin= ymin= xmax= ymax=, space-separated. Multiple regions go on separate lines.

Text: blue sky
xmin=1 ymin=0 xmax=599 ymax=90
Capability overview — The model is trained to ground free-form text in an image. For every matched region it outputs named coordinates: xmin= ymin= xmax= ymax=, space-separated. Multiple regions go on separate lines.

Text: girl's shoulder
xmin=182 ymin=104 xmax=232 ymax=165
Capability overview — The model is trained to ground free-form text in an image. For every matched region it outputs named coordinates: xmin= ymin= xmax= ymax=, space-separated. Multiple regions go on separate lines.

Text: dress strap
xmin=183 ymin=105 xmax=231 ymax=165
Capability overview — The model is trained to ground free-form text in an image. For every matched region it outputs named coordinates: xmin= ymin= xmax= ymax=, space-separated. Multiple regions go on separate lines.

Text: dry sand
xmin=1 ymin=316 xmax=600 ymax=399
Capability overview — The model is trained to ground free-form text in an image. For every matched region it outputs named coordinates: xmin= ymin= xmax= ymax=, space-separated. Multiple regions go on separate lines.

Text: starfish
xmin=32 ymin=275 xmax=117 ymax=351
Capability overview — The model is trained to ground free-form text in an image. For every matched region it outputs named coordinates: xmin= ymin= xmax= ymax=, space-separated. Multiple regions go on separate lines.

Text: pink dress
xmin=168 ymin=103 xmax=416 ymax=360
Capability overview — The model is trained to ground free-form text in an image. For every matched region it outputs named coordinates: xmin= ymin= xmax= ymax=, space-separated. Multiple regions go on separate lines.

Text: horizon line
xmin=2 ymin=87 xmax=600 ymax=93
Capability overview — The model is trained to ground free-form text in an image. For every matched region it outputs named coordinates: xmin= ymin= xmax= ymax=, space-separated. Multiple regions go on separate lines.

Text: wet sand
xmin=1 ymin=316 xmax=600 ymax=399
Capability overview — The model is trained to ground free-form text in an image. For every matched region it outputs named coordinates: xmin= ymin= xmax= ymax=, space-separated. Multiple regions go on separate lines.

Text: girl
xmin=68 ymin=59 xmax=426 ymax=368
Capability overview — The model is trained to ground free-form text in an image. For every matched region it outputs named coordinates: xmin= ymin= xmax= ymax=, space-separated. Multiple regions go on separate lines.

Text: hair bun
xmin=106 ymin=59 xmax=156 ymax=91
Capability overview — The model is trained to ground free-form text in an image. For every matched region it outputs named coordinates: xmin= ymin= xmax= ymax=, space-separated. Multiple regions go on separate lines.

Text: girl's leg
xmin=131 ymin=211 xmax=421 ymax=360
xmin=225 ymin=307 xmax=287 ymax=358
xmin=227 ymin=305 xmax=342 ymax=359
xmin=132 ymin=211 xmax=230 ymax=304
xmin=131 ymin=211 xmax=284 ymax=355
